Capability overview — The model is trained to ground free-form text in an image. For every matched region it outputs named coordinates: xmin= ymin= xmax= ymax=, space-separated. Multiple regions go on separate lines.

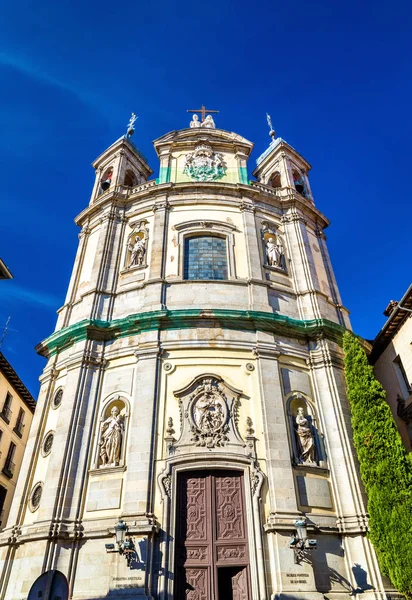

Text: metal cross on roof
xmin=187 ymin=104 xmax=219 ymax=123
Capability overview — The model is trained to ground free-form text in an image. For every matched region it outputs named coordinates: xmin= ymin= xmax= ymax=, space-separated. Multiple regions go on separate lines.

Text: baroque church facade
xmin=0 ymin=113 xmax=389 ymax=599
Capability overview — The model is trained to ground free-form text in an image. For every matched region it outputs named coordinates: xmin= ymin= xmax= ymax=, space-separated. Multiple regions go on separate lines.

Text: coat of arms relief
xmin=171 ymin=375 xmax=247 ymax=453
xmin=183 ymin=143 xmax=227 ymax=182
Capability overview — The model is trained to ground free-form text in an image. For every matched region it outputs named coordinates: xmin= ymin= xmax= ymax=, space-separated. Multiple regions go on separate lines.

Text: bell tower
xmin=90 ymin=121 xmax=153 ymax=204
xmin=252 ymin=124 xmax=313 ymax=202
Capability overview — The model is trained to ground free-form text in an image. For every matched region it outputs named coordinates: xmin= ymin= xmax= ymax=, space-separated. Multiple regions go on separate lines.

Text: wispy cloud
xmin=2 ymin=283 xmax=61 ymax=309
xmin=0 ymin=51 xmax=105 ymax=116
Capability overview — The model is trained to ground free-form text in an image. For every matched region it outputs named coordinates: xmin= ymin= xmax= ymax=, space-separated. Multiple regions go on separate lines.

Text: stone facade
xmin=0 ymin=122 xmax=391 ymax=599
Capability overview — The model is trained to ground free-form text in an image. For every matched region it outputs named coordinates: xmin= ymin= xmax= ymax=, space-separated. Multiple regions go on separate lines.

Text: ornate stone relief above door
xmin=171 ymin=375 xmax=248 ymax=455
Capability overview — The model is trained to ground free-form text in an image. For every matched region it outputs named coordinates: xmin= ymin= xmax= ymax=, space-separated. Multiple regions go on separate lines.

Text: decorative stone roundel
xmin=42 ymin=432 xmax=54 ymax=456
xmin=52 ymin=389 xmax=63 ymax=409
xmin=30 ymin=482 xmax=43 ymax=512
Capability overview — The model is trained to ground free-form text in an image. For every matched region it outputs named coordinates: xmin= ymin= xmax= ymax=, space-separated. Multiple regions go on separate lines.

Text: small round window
xmin=42 ymin=432 xmax=54 ymax=456
xmin=52 ymin=389 xmax=63 ymax=409
xmin=30 ymin=483 xmax=43 ymax=512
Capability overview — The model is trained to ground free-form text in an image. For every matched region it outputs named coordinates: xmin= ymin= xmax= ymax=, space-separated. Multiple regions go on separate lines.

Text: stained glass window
xmin=184 ymin=236 xmax=228 ymax=281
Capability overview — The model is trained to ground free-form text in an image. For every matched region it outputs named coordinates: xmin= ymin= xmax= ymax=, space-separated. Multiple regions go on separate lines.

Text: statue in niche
xmin=295 ymin=407 xmax=316 ymax=465
xmin=190 ymin=114 xmax=201 ymax=128
xmin=99 ymin=407 xmax=124 ymax=467
xmin=128 ymin=235 xmax=146 ymax=267
xmin=266 ymin=236 xmax=284 ymax=268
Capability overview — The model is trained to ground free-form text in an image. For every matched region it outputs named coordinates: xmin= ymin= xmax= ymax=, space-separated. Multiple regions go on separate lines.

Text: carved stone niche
xmin=124 ymin=220 xmax=149 ymax=271
xmin=172 ymin=374 xmax=248 ymax=455
xmin=286 ymin=392 xmax=327 ymax=470
xmin=261 ymin=220 xmax=287 ymax=273
xmin=93 ymin=397 xmax=129 ymax=471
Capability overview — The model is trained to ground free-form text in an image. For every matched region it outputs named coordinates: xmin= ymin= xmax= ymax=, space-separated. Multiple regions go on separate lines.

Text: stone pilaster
xmin=122 ymin=345 xmax=161 ymax=514
xmin=282 ymin=210 xmax=322 ymax=320
xmin=144 ymin=199 xmax=169 ymax=310
xmin=240 ymin=202 xmax=269 ymax=311
xmin=256 ymin=349 xmax=300 ymax=520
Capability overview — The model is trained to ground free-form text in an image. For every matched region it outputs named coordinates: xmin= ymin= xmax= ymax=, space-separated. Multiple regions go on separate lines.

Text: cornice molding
xmin=36 ymin=309 xmax=348 ymax=359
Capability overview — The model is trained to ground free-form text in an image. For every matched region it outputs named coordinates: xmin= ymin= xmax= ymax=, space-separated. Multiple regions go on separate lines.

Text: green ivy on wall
xmin=343 ymin=331 xmax=412 ymax=599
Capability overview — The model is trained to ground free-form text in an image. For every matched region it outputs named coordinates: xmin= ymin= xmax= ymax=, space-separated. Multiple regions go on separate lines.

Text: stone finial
xmin=266 ymin=112 xmax=276 ymax=140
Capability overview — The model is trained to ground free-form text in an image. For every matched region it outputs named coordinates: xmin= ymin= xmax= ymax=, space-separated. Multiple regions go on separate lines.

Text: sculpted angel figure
xmin=128 ymin=236 xmax=146 ymax=267
xmin=295 ymin=407 xmax=316 ymax=464
xmin=190 ymin=114 xmax=201 ymax=128
xmin=99 ymin=407 xmax=124 ymax=467
xmin=266 ymin=236 xmax=284 ymax=267
xmin=201 ymin=114 xmax=216 ymax=128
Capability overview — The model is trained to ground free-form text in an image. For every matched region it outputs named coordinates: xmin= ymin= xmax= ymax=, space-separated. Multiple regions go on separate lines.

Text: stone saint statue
xmin=295 ymin=407 xmax=316 ymax=464
xmin=190 ymin=114 xmax=201 ymax=128
xmin=99 ymin=407 xmax=124 ymax=467
xmin=266 ymin=237 xmax=284 ymax=267
xmin=128 ymin=236 xmax=146 ymax=267
xmin=201 ymin=115 xmax=216 ymax=129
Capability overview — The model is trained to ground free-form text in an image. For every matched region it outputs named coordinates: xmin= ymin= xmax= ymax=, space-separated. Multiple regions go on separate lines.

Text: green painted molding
xmin=239 ymin=166 xmax=248 ymax=185
xmin=36 ymin=309 xmax=347 ymax=358
xmin=158 ymin=165 xmax=171 ymax=184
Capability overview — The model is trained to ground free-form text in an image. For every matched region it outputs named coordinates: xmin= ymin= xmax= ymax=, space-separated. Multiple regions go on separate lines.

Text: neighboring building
xmin=0 ymin=114 xmax=390 ymax=600
xmin=0 ymin=259 xmax=12 ymax=280
xmin=0 ymin=352 xmax=35 ymax=529
xmin=371 ymin=284 xmax=412 ymax=450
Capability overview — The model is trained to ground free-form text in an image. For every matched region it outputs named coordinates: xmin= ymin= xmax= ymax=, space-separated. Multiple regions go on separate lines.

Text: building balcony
xmin=2 ymin=459 xmax=15 ymax=479
xmin=0 ymin=407 xmax=12 ymax=425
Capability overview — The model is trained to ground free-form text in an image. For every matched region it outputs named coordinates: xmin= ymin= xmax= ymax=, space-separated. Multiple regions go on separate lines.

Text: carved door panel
xmin=175 ymin=471 xmax=251 ymax=600
xmin=175 ymin=473 xmax=212 ymax=599
xmin=232 ymin=567 xmax=249 ymax=600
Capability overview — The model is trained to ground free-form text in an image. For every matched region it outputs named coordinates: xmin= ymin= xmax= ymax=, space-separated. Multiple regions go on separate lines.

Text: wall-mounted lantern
xmin=105 ymin=519 xmax=135 ymax=567
xmin=289 ymin=517 xmax=317 ymax=564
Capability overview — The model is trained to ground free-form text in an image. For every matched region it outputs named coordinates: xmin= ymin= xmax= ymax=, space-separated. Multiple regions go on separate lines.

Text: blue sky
xmin=1 ymin=0 xmax=411 ymax=395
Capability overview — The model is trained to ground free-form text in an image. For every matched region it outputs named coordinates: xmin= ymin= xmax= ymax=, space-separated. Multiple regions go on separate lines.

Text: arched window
xmin=293 ymin=169 xmax=308 ymax=198
xmin=100 ymin=167 xmax=113 ymax=192
xmin=183 ymin=235 xmax=228 ymax=281
xmin=124 ymin=169 xmax=136 ymax=187
xmin=269 ymin=171 xmax=281 ymax=188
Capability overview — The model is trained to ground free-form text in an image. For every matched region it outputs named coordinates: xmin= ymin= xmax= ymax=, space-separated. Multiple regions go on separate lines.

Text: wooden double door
xmin=175 ymin=470 xmax=251 ymax=600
